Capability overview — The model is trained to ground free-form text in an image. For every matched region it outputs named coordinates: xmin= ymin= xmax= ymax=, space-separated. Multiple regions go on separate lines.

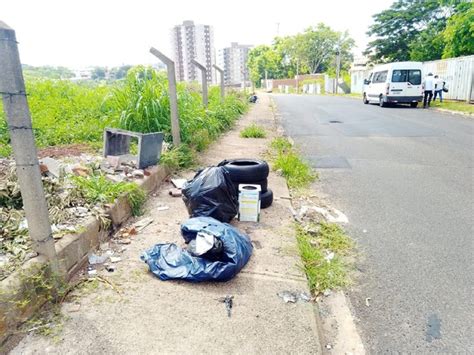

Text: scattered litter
xmin=156 ymin=206 xmax=170 ymax=211
xmin=324 ymin=251 xmax=335 ymax=262
xmin=325 ymin=344 xmax=333 ymax=350
xmin=169 ymin=188 xmax=182 ymax=197
xmin=40 ymin=157 xmax=62 ymax=179
xmin=71 ymin=165 xmax=89 ymax=177
xmin=88 ymin=253 xmax=109 ymax=265
xmin=171 ymin=178 xmax=187 ymax=189
xmin=323 ymin=289 xmax=332 ymax=297
xmin=365 ymin=297 xmax=371 ymax=307
xmin=116 ymin=238 xmax=131 ymax=245
xmin=18 ymin=219 xmax=28 ymax=231
xmin=117 ymin=226 xmax=137 ymax=239
xmin=217 ymin=295 xmax=234 ymax=318
xmin=104 ymin=264 xmax=116 ymax=272
xmin=110 ymin=256 xmax=122 ymax=263
xmin=298 ymin=205 xmax=349 ymax=224
xmin=277 ymin=290 xmax=311 ymax=303
xmin=363 ymin=229 xmax=367 ymax=233
xmin=133 ymin=217 xmax=154 ymax=232
xmin=87 ymin=268 xmax=97 ymax=276
xmin=132 ymin=169 xmax=144 ymax=178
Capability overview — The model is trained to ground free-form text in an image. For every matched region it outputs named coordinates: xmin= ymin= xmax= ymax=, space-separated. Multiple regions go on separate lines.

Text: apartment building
xmin=218 ymin=42 xmax=252 ymax=86
xmin=170 ymin=20 xmax=215 ymax=83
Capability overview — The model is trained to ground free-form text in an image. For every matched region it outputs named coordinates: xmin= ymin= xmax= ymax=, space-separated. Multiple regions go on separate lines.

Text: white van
xmin=363 ymin=61 xmax=423 ymax=108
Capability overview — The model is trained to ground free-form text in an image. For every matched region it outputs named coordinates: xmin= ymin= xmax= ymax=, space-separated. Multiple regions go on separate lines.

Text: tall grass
xmin=0 ymin=66 xmax=248 ymax=162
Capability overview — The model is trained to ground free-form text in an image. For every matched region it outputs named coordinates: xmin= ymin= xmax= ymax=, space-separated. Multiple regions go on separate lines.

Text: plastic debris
xmin=133 ymin=217 xmax=154 ymax=232
xmin=110 ymin=256 xmax=122 ymax=263
xmin=141 ymin=217 xmax=252 ymax=282
xmin=217 ymin=295 xmax=234 ymax=318
xmin=88 ymin=253 xmax=109 ymax=265
xmin=365 ymin=297 xmax=371 ymax=307
xmin=277 ymin=290 xmax=311 ymax=303
xmin=182 ymin=167 xmax=238 ymax=223
xmin=156 ymin=206 xmax=170 ymax=211
xmin=171 ymin=178 xmax=187 ymax=189
xmin=169 ymin=188 xmax=182 ymax=197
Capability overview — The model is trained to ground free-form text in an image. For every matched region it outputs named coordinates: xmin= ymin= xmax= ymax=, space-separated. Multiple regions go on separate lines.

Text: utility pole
xmin=0 ymin=20 xmax=59 ymax=272
xmin=296 ymin=59 xmax=299 ymax=94
xmin=213 ymin=64 xmax=225 ymax=101
xmin=335 ymin=48 xmax=341 ymax=94
xmin=191 ymin=59 xmax=208 ymax=107
xmin=150 ymin=47 xmax=181 ymax=146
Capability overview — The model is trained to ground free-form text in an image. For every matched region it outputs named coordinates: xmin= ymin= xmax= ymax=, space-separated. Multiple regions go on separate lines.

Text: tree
xmin=247 ymin=45 xmax=285 ymax=87
xmin=442 ymin=2 xmax=474 ymax=58
xmin=365 ymin=0 xmax=453 ymax=62
xmin=91 ymin=67 xmax=106 ymax=80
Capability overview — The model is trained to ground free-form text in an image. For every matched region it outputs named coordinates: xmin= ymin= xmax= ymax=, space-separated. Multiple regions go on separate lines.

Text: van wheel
xmin=363 ymin=94 xmax=369 ymax=104
xmin=410 ymin=102 xmax=418 ymax=108
xmin=379 ymin=96 xmax=386 ymax=107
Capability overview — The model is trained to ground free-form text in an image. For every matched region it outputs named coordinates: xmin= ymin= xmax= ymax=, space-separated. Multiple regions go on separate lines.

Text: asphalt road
xmin=273 ymin=94 xmax=473 ymax=353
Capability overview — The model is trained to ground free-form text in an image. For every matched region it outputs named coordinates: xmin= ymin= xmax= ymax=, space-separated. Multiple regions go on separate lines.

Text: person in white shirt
xmin=433 ymin=75 xmax=445 ymax=102
xmin=422 ymin=73 xmax=435 ymax=108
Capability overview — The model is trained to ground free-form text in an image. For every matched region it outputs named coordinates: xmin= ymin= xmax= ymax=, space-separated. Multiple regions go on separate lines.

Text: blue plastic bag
xmin=141 ymin=217 xmax=253 ymax=282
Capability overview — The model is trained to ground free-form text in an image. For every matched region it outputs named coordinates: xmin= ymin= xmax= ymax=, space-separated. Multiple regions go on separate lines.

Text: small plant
xmin=160 ymin=144 xmax=196 ymax=171
xmin=240 ymin=124 xmax=266 ymax=138
xmin=71 ymin=174 xmax=146 ymax=216
xmin=295 ymin=223 xmax=352 ymax=293
xmin=270 ymin=137 xmax=316 ymax=189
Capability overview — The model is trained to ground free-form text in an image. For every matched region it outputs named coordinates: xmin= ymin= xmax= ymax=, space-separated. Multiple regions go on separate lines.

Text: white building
xmin=170 ymin=20 xmax=216 ymax=84
xmin=218 ymin=42 xmax=252 ymax=86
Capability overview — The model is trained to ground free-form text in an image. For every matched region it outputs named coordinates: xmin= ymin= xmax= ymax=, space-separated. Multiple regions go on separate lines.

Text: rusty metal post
xmin=0 ymin=20 xmax=58 ymax=271
xmin=191 ymin=59 xmax=208 ymax=107
xmin=150 ymin=47 xmax=181 ymax=146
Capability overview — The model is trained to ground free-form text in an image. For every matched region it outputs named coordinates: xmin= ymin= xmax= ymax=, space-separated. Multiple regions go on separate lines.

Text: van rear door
xmin=390 ymin=69 xmax=422 ymax=98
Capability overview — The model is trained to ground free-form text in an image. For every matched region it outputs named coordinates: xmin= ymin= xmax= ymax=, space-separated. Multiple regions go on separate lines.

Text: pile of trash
xmin=142 ymin=161 xmax=276 ymax=282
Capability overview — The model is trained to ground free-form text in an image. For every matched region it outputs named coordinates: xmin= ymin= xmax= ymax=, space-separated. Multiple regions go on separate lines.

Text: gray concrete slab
xmin=11 ymin=95 xmax=321 ymax=354
xmin=273 ymin=94 xmax=474 ymax=353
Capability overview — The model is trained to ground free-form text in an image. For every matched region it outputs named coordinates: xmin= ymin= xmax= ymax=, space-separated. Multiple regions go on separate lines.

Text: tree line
xmin=247 ymin=0 xmax=473 ymax=86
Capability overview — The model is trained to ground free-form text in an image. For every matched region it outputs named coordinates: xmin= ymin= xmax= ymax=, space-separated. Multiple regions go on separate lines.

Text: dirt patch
xmin=37 ymin=144 xmax=94 ymax=159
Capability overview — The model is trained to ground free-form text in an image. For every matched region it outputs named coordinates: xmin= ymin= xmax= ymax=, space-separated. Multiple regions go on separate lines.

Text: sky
xmin=1 ymin=0 xmax=394 ymax=68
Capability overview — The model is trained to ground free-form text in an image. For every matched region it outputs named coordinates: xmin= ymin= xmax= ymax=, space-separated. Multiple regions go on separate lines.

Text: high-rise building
xmin=170 ymin=20 xmax=215 ymax=83
xmin=218 ymin=42 xmax=252 ymax=86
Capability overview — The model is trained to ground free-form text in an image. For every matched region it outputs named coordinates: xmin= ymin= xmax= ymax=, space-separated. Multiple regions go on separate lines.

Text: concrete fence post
xmin=0 ymin=20 xmax=59 ymax=272
xmin=191 ymin=59 xmax=208 ymax=107
xmin=212 ymin=64 xmax=225 ymax=101
xmin=150 ymin=47 xmax=181 ymax=146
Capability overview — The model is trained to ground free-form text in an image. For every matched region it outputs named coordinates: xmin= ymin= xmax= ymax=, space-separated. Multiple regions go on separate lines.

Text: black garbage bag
xmin=140 ymin=217 xmax=253 ymax=282
xmin=182 ymin=166 xmax=238 ymax=223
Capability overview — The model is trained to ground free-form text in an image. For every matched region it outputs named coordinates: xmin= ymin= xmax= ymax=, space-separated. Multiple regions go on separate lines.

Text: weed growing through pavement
xmin=296 ymin=223 xmax=353 ymax=294
xmin=240 ymin=124 xmax=267 ymax=138
xmin=268 ymin=137 xmax=353 ymax=295
xmin=269 ymin=137 xmax=317 ymax=189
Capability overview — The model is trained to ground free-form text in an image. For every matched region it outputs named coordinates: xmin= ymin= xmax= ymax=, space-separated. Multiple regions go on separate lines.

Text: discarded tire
xmin=218 ymin=159 xmax=269 ymax=183
xmin=233 ymin=178 xmax=267 ymax=194
xmin=260 ymin=189 xmax=273 ymax=209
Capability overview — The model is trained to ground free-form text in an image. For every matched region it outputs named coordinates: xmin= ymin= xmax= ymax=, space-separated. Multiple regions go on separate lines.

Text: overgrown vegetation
xmin=0 ymin=65 xmax=248 ymax=164
xmin=270 ymin=137 xmax=316 ymax=189
xmin=240 ymin=124 xmax=267 ymax=138
xmin=296 ymin=223 xmax=353 ymax=293
xmin=431 ymin=100 xmax=474 ymax=115
xmin=71 ymin=174 xmax=146 ymax=216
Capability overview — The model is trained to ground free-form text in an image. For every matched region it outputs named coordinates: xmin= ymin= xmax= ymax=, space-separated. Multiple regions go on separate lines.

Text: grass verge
xmin=296 ymin=223 xmax=353 ymax=293
xmin=240 ymin=124 xmax=266 ymax=138
xmin=268 ymin=136 xmax=353 ymax=295
xmin=430 ymin=100 xmax=473 ymax=115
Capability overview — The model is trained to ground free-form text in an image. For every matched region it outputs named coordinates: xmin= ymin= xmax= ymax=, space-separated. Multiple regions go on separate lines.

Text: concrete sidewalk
xmin=11 ymin=94 xmax=322 ymax=354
